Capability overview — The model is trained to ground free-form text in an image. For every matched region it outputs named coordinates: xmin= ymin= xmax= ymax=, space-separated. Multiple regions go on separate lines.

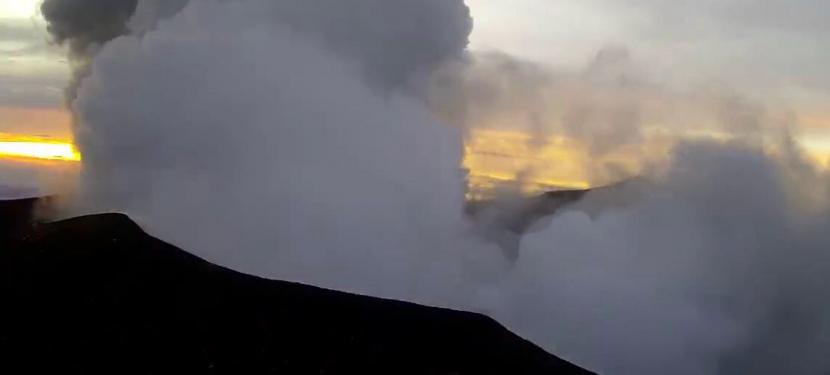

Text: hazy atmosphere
xmin=2 ymin=1 xmax=830 ymax=374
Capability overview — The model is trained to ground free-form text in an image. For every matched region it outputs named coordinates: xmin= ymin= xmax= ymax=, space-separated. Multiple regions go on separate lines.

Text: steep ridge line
xmin=0 ymin=211 xmax=594 ymax=374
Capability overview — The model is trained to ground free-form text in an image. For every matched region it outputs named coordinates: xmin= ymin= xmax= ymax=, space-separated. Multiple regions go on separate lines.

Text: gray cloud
xmin=0 ymin=19 xmax=65 ymax=108
xmin=469 ymin=0 xmax=830 ymax=103
xmin=38 ymin=0 xmax=139 ymax=103
xmin=615 ymin=0 xmax=830 ymax=33
xmin=70 ymin=0 xmax=479 ymax=300
xmin=497 ymin=140 xmax=830 ymax=374
xmin=41 ymin=0 xmax=471 ymax=94
xmin=0 ymin=82 xmax=63 ymax=108
xmin=0 ymin=70 xmax=67 ymax=108
xmin=595 ymin=0 xmax=830 ymax=93
xmin=40 ymin=0 xmax=139 ymax=57
xmin=0 ymin=20 xmax=45 ymax=42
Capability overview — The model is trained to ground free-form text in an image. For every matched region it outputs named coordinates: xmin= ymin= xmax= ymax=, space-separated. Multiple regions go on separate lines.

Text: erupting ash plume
xmin=40 ymin=0 xmax=139 ymax=102
xmin=51 ymin=0 xmax=485 ymax=303
xmin=41 ymin=0 xmax=138 ymax=56
xmin=42 ymin=0 xmax=830 ymax=374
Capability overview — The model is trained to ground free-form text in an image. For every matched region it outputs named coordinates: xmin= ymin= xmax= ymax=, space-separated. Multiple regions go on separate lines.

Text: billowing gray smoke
xmin=43 ymin=0 xmax=471 ymax=92
xmin=66 ymin=0 xmax=488 ymax=304
xmin=501 ymin=140 xmax=830 ymax=374
xmin=40 ymin=0 xmax=140 ymax=103
xmin=43 ymin=0 xmax=830 ymax=374
xmin=41 ymin=0 xmax=138 ymax=56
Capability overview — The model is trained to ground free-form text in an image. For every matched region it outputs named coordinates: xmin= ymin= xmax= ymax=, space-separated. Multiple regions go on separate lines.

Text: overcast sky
xmin=469 ymin=0 xmax=829 ymax=104
xmin=1 ymin=0 xmax=829 ymax=144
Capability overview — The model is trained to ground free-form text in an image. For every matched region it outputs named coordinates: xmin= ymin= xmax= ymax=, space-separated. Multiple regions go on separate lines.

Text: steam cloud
xmin=42 ymin=0 xmax=830 ymax=374
xmin=42 ymin=0 xmax=470 ymax=92
xmin=40 ymin=0 xmax=139 ymax=103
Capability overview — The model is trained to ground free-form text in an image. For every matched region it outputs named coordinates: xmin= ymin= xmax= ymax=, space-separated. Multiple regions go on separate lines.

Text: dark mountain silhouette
xmin=0 ymin=205 xmax=594 ymax=374
xmin=0 ymin=197 xmax=41 ymax=241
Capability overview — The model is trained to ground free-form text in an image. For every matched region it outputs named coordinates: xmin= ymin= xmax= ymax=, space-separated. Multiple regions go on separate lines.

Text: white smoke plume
xmin=437 ymin=46 xmax=830 ymax=374
xmin=497 ymin=140 xmax=830 ymax=374
xmin=40 ymin=0 xmax=830 ymax=374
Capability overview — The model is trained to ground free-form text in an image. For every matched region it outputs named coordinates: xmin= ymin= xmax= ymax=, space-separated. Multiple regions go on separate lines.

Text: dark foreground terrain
xmin=0 ymin=196 xmax=41 ymax=241
xmin=0 ymin=199 xmax=592 ymax=374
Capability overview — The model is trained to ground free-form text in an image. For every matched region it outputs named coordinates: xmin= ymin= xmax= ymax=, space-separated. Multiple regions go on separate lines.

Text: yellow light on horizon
xmin=0 ymin=141 xmax=81 ymax=161
xmin=463 ymin=128 xmax=594 ymax=197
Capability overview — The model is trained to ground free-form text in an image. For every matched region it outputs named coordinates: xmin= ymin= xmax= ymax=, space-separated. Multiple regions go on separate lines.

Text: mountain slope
xmin=0 ymin=197 xmax=40 ymax=241
xmin=0 ymin=212 xmax=593 ymax=374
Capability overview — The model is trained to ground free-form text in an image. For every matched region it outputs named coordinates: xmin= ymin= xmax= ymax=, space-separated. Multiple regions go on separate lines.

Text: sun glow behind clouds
xmin=0 ymin=135 xmax=80 ymax=161
xmin=463 ymin=129 xmax=595 ymax=198
xmin=461 ymin=127 xmax=830 ymax=198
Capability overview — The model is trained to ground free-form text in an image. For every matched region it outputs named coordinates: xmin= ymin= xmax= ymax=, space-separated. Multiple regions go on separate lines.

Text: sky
xmin=0 ymin=0 xmax=73 ymax=196
xmin=0 ymin=0 xmax=68 ymax=135
xmin=1 ymin=0 xmax=830 ymax=185
xmin=466 ymin=0 xmax=830 ymax=187
xmin=467 ymin=0 xmax=830 ymax=128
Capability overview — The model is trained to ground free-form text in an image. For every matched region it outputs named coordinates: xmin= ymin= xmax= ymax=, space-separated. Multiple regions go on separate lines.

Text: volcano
xmin=0 ymin=199 xmax=593 ymax=374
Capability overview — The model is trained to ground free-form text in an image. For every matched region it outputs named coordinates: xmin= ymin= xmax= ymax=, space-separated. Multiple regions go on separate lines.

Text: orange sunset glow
xmin=0 ymin=135 xmax=81 ymax=162
xmin=464 ymin=129 xmax=592 ymax=194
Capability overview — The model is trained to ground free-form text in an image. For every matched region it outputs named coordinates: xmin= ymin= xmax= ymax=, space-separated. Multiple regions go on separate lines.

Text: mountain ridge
xmin=0 ymin=210 xmax=594 ymax=374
